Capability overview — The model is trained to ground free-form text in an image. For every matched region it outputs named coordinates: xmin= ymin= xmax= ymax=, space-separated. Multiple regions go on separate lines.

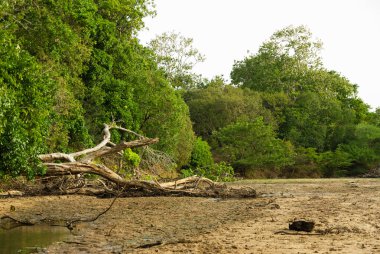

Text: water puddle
xmin=0 ymin=224 xmax=71 ymax=254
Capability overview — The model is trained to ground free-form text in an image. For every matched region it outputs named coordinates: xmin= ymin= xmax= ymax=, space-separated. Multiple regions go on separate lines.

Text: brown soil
xmin=1 ymin=178 xmax=380 ymax=253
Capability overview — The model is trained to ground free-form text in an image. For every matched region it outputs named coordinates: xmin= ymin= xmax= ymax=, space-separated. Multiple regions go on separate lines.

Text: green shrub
xmin=189 ymin=137 xmax=214 ymax=168
xmin=319 ymin=150 xmax=352 ymax=177
xmin=181 ymin=162 xmax=234 ymax=182
xmin=212 ymin=118 xmax=294 ymax=177
xmin=123 ymin=148 xmax=141 ymax=168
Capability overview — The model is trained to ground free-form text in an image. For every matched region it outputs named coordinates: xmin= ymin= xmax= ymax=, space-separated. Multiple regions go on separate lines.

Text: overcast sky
xmin=139 ymin=0 xmax=380 ymax=110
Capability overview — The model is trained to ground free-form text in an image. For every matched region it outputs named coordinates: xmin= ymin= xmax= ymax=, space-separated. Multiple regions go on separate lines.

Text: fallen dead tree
xmin=38 ymin=124 xmax=256 ymax=198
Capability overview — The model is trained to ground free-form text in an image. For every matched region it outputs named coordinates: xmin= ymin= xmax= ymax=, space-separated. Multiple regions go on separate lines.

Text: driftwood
xmin=38 ymin=124 xmax=256 ymax=198
xmin=39 ymin=124 xmax=158 ymax=184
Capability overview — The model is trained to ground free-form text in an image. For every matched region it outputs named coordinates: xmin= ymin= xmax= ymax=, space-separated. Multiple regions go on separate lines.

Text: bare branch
xmin=38 ymin=153 xmax=75 ymax=163
xmin=111 ymin=125 xmax=145 ymax=139
xmin=70 ymin=124 xmax=111 ymax=158
xmin=79 ymin=138 xmax=159 ymax=163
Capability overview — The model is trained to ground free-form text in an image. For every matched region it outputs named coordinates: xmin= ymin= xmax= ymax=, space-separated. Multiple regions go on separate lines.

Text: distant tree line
xmin=184 ymin=26 xmax=380 ymax=178
xmin=0 ymin=0 xmax=379 ymax=179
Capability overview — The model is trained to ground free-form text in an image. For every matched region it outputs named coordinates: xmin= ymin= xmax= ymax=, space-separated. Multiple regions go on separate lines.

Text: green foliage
xmin=137 ymin=87 xmax=195 ymax=168
xmin=181 ymin=162 xmax=234 ymax=182
xmin=184 ymin=82 xmax=273 ymax=139
xmin=231 ymin=26 xmax=359 ymax=104
xmin=226 ymin=25 xmax=374 ymax=178
xmin=337 ymin=123 xmax=380 ymax=174
xmin=210 ymin=162 xmax=235 ymax=182
xmin=189 ymin=137 xmax=214 ymax=168
xmin=231 ymin=25 xmax=322 ymax=94
xmin=212 ymin=118 xmax=294 ymax=176
xmin=1 ymin=7 xmax=377 ymax=181
xmin=367 ymin=108 xmax=380 ymax=127
xmin=282 ymin=92 xmax=357 ymax=151
xmin=149 ymin=31 xmax=205 ymax=89
xmin=123 ymin=148 xmax=141 ymax=168
xmin=0 ymin=30 xmax=54 ymax=178
xmin=182 ymin=137 xmax=234 ymax=182
xmin=318 ymin=150 xmax=352 ymax=177
xmin=281 ymin=147 xmax=322 ymax=178
xmin=1 ymin=0 xmax=194 ymax=178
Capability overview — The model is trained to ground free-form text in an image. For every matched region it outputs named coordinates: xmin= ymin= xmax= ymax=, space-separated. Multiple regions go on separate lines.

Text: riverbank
xmin=1 ymin=178 xmax=379 ymax=253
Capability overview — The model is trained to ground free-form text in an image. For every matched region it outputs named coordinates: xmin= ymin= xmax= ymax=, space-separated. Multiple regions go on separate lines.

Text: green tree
xmin=281 ymin=147 xmax=322 ymax=178
xmin=1 ymin=0 xmax=195 ymax=177
xmin=230 ymin=25 xmax=367 ymax=155
xmin=189 ymin=137 xmax=214 ymax=168
xmin=212 ymin=118 xmax=294 ymax=177
xmin=337 ymin=123 xmax=380 ymax=175
xmin=231 ymin=25 xmax=322 ymax=94
xmin=282 ymin=92 xmax=357 ymax=151
xmin=230 ymin=25 xmax=360 ymax=103
xmin=318 ymin=149 xmax=352 ymax=177
xmin=184 ymin=81 xmax=273 ymax=139
xmin=367 ymin=108 xmax=380 ymax=127
xmin=0 ymin=30 xmax=54 ymax=178
xmin=149 ymin=31 xmax=205 ymax=89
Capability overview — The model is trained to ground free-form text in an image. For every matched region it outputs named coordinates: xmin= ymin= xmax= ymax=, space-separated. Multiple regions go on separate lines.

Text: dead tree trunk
xmin=38 ymin=124 xmax=256 ymax=198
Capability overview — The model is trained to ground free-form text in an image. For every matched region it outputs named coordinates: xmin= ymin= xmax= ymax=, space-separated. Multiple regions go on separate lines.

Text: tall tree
xmin=231 ymin=25 xmax=323 ymax=94
xmin=0 ymin=0 xmax=195 ymax=177
xmin=0 ymin=29 xmax=54 ymax=178
xmin=212 ymin=118 xmax=294 ymax=177
xmin=230 ymin=25 xmax=368 ymax=154
xmin=149 ymin=31 xmax=205 ymax=89
xmin=184 ymin=79 xmax=273 ymax=139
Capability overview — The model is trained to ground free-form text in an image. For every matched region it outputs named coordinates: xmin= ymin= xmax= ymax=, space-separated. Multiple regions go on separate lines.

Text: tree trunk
xmin=38 ymin=123 xmax=256 ymax=198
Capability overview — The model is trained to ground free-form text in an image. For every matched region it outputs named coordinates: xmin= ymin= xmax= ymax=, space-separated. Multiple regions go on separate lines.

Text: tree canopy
xmin=148 ymin=31 xmax=205 ymax=89
xmin=0 ymin=0 xmax=194 ymax=177
xmin=0 ymin=7 xmax=378 ymax=181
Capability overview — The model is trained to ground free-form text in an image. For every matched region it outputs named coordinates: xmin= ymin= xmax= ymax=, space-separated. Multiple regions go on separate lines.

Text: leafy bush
xmin=280 ymin=147 xmax=322 ymax=178
xmin=189 ymin=137 xmax=214 ymax=168
xmin=123 ymin=148 xmax=141 ymax=168
xmin=318 ymin=150 xmax=352 ymax=177
xmin=212 ymin=118 xmax=294 ymax=177
xmin=181 ymin=162 xmax=234 ymax=182
xmin=0 ymin=31 xmax=54 ymax=178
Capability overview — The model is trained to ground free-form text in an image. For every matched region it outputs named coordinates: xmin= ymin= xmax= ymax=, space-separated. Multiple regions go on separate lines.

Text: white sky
xmin=139 ymin=0 xmax=380 ymax=110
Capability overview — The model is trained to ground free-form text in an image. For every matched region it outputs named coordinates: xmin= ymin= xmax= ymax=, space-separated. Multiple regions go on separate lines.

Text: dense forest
xmin=0 ymin=0 xmax=379 ymax=180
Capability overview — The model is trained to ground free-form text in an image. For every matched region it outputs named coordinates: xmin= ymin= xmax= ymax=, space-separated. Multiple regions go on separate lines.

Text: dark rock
xmin=289 ymin=220 xmax=315 ymax=232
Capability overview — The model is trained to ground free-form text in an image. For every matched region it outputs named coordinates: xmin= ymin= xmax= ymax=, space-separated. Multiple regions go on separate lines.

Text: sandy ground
xmin=1 ymin=178 xmax=380 ymax=253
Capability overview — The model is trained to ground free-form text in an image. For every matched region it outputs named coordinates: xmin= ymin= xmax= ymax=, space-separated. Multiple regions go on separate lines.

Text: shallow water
xmin=0 ymin=225 xmax=70 ymax=254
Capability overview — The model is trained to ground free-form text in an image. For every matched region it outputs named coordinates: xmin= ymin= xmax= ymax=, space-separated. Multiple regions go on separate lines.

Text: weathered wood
xmin=79 ymin=138 xmax=159 ymax=163
xmin=37 ymin=123 xmax=256 ymax=198
xmin=44 ymin=163 xmax=125 ymax=183
xmin=160 ymin=176 xmax=216 ymax=189
xmin=39 ymin=124 xmax=112 ymax=163
xmin=70 ymin=124 xmax=111 ymax=158
xmin=39 ymin=124 xmax=161 ymax=190
xmin=38 ymin=153 xmax=75 ymax=163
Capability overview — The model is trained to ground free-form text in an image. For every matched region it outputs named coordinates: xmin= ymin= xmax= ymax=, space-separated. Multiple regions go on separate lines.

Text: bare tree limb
xmin=38 ymin=153 xmax=75 ymax=163
xmin=79 ymin=138 xmax=159 ymax=163
xmin=37 ymin=123 xmax=256 ymax=198
xmin=70 ymin=124 xmax=111 ymax=158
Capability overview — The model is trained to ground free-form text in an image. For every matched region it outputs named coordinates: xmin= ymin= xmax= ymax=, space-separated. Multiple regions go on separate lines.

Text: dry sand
xmin=1 ymin=178 xmax=379 ymax=253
